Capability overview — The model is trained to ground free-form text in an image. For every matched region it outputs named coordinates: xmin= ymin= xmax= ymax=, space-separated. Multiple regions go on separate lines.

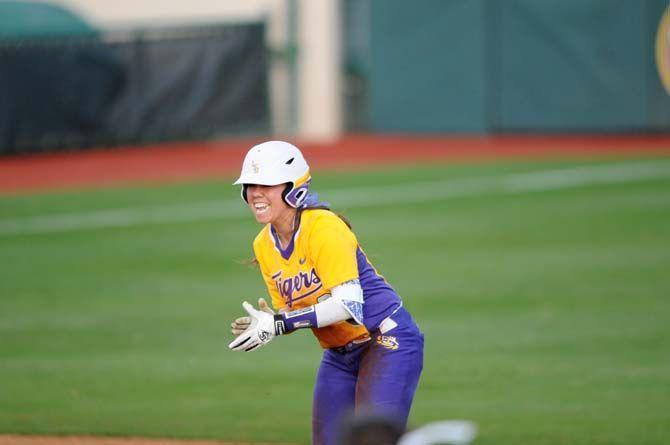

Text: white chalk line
xmin=1 ymin=160 xmax=669 ymax=236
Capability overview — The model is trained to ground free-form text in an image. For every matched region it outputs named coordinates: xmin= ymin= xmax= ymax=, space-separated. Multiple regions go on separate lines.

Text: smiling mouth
xmin=253 ymin=203 xmax=270 ymax=215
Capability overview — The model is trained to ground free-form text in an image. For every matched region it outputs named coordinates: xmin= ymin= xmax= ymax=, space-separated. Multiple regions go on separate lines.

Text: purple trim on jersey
xmin=270 ymin=225 xmax=299 ymax=260
xmin=356 ymin=247 xmax=402 ymax=332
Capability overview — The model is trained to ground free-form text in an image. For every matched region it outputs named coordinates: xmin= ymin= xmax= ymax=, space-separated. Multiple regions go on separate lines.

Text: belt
xmin=329 ymin=310 xmax=401 ymax=354
xmin=331 ymin=336 xmax=371 ymax=354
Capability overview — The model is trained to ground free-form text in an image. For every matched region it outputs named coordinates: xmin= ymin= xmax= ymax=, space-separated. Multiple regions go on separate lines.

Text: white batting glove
xmin=228 ymin=301 xmax=285 ymax=352
xmin=230 ymin=298 xmax=275 ymax=336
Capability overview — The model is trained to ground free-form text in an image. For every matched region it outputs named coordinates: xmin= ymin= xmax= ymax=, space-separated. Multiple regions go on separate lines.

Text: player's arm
xmin=278 ymin=279 xmax=364 ymax=331
xmin=306 ymin=215 xmax=365 ymax=327
xmin=228 ymin=280 xmax=364 ymax=352
xmin=229 ymin=215 xmax=364 ymax=352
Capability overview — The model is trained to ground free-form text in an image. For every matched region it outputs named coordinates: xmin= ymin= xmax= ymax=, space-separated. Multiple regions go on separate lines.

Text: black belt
xmin=331 ymin=337 xmax=371 ymax=354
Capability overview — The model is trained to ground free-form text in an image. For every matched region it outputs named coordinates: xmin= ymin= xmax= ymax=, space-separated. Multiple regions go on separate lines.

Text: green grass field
xmin=1 ymin=157 xmax=669 ymax=445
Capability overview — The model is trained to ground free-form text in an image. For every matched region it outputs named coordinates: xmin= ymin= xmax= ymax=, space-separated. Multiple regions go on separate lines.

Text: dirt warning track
xmin=1 ymin=134 xmax=670 ymax=195
xmin=0 ymin=435 xmax=291 ymax=445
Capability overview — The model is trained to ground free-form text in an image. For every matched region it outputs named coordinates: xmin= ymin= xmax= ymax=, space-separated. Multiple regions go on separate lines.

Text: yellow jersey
xmin=253 ymin=209 xmax=370 ymax=348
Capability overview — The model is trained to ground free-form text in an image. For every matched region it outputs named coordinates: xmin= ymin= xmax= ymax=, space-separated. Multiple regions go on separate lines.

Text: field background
xmin=1 ymin=155 xmax=670 ymax=444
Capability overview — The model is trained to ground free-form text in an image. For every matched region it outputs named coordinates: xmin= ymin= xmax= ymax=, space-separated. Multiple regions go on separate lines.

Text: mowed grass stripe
xmin=2 ymin=159 xmax=670 ymax=236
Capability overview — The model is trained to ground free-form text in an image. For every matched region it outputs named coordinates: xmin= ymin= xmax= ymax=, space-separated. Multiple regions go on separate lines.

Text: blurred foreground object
xmin=338 ymin=412 xmax=405 ymax=445
xmin=398 ymin=420 xmax=477 ymax=445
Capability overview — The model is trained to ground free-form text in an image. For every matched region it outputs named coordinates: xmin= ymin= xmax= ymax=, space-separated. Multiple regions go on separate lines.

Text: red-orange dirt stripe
xmin=1 ymin=135 xmax=670 ymax=194
xmin=0 ymin=435 xmax=291 ymax=445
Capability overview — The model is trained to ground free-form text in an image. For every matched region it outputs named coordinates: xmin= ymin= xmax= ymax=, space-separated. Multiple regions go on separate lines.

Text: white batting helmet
xmin=234 ymin=141 xmax=311 ymax=208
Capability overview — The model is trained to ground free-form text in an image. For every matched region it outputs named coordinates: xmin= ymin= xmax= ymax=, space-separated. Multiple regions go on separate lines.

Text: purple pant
xmin=312 ymin=307 xmax=424 ymax=445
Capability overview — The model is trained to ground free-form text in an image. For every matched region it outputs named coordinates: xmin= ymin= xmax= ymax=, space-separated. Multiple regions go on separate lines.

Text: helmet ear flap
xmin=282 ymin=183 xmax=290 ymax=197
xmin=281 ymin=183 xmax=293 ymax=205
xmin=241 ymin=184 xmax=249 ymax=203
xmin=283 ymin=181 xmax=310 ymax=208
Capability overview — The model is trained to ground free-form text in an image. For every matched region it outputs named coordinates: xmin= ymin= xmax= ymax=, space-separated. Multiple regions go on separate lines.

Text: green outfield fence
xmin=362 ymin=0 xmax=670 ymax=133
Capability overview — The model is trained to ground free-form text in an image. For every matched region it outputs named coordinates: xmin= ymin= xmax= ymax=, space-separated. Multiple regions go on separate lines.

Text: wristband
xmin=273 ymin=314 xmax=287 ymax=335
xmin=277 ymin=306 xmax=318 ymax=332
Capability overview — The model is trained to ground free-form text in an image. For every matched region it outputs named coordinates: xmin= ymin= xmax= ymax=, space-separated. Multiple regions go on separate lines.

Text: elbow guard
xmin=331 ymin=279 xmax=364 ymax=325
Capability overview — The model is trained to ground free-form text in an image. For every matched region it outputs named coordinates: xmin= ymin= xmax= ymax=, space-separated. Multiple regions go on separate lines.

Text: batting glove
xmin=228 ymin=301 xmax=285 ymax=352
xmin=231 ymin=298 xmax=274 ymax=336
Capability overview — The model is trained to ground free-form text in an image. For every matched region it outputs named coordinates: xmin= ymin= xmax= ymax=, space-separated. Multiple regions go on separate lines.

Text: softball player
xmin=229 ymin=141 xmax=424 ymax=445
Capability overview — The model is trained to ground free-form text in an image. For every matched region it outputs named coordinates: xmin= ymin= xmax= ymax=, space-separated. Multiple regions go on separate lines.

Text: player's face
xmin=246 ymin=184 xmax=292 ymax=225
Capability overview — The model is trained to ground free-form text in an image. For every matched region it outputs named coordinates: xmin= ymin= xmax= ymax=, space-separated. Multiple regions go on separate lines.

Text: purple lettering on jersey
xmin=311 ymin=269 xmax=321 ymax=284
xmin=299 ymin=271 xmax=311 ymax=287
xmin=273 ymin=267 xmax=323 ymax=308
xmin=281 ymin=278 xmax=294 ymax=301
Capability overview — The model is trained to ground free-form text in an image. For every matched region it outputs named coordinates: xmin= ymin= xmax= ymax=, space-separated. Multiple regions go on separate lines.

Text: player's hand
xmin=258 ymin=297 xmax=275 ymax=315
xmin=230 ymin=298 xmax=274 ymax=336
xmin=228 ymin=301 xmax=279 ymax=352
xmin=231 ymin=316 xmax=251 ymax=336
